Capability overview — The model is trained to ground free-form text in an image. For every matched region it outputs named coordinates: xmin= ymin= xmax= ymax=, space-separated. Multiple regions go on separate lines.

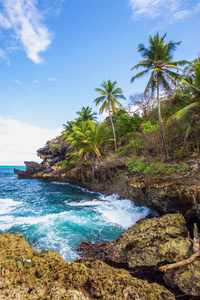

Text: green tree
xmin=104 ymin=109 xmax=142 ymax=140
xmin=76 ymin=106 xmax=97 ymax=122
xmin=131 ymin=33 xmax=187 ymax=160
xmin=66 ymin=120 xmax=112 ymax=181
xmin=61 ymin=121 xmax=76 ymax=140
xmin=167 ymin=57 xmax=200 ymax=142
xmin=94 ymin=80 xmax=126 ymax=150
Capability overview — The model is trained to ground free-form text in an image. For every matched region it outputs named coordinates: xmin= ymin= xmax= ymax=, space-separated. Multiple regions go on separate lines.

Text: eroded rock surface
xmin=78 ymin=213 xmax=200 ymax=297
xmin=0 ymin=232 xmax=175 ymax=299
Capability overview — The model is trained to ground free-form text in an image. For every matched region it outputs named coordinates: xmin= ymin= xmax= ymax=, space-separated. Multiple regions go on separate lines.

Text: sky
xmin=0 ymin=0 xmax=200 ymax=165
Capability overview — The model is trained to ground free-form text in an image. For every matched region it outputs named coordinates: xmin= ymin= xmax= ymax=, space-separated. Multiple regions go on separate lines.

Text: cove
xmin=0 ymin=166 xmax=152 ymax=261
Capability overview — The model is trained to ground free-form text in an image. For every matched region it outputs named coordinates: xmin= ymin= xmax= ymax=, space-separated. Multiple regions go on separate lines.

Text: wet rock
xmin=0 ymin=232 xmax=175 ymax=299
xmin=78 ymin=213 xmax=200 ymax=297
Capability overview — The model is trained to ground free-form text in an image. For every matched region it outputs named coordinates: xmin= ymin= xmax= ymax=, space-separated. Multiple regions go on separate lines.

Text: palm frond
xmin=131 ymin=69 xmax=149 ymax=83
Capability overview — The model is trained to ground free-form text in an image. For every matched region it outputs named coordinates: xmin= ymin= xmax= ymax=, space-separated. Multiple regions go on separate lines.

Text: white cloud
xmin=0 ymin=116 xmax=62 ymax=165
xmin=47 ymin=77 xmax=58 ymax=82
xmin=0 ymin=0 xmax=52 ymax=63
xmin=15 ymin=80 xmax=21 ymax=84
xmin=0 ymin=48 xmax=6 ymax=59
xmin=128 ymin=0 xmax=200 ymax=23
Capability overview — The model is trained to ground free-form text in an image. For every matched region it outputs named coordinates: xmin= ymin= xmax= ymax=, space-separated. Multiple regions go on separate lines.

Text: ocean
xmin=0 ymin=166 xmax=152 ymax=261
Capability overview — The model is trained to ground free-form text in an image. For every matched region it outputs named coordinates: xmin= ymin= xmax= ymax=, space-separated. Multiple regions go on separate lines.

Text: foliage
xmin=66 ymin=120 xmax=113 ymax=180
xmin=61 ymin=121 xmax=76 ymax=140
xmin=116 ymin=139 xmax=139 ymax=157
xmin=142 ymin=121 xmax=158 ymax=133
xmin=76 ymin=106 xmax=97 ymax=122
xmin=126 ymin=158 xmax=189 ymax=175
xmin=131 ymin=32 xmax=187 ymax=159
xmin=94 ymin=80 xmax=126 ymax=149
xmin=50 ymin=144 xmax=62 ymax=153
xmin=60 ymin=160 xmax=71 ymax=170
xmin=104 ymin=109 xmax=142 ymax=140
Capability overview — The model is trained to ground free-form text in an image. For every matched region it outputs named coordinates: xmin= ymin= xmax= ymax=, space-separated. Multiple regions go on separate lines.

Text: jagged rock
xmin=24 ymin=161 xmax=42 ymax=173
xmin=14 ymin=161 xmax=42 ymax=178
xmin=127 ymin=174 xmax=200 ymax=221
xmin=37 ymin=138 xmax=70 ymax=169
xmin=0 ymin=232 xmax=175 ymax=299
xmin=78 ymin=213 xmax=200 ymax=297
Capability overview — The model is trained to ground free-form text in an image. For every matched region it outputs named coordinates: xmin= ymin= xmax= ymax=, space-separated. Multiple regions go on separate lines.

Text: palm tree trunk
xmin=157 ymin=76 xmax=168 ymax=160
xmin=109 ymin=110 xmax=117 ymax=150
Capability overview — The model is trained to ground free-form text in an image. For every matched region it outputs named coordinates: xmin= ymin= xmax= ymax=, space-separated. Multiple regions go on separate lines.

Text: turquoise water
xmin=0 ymin=166 xmax=152 ymax=261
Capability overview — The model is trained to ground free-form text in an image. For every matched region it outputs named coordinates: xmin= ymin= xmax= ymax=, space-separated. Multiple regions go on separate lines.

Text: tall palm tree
xmin=131 ymin=33 xmax=187 ymax=160
xmin=76 ymin=106 xmax=97 ymax=122
xmin=94 ymin=80 xmax=126 ymax=150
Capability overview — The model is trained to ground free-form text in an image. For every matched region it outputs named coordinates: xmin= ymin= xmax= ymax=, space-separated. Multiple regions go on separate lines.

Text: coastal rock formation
xmin=15 ymin=156 xmax=200 ymax=222
xmin=77 ymin=213 xmax=200 ymax=297
xmin=0 ymin=232 xmax=175 ymax=299
xmin=127 ymin=173 xmax=200 ymax=221
xmin=14 ymin=161 xmax=42 ymax=178
xmin=37 ymin=138 xmax=70 ymax=170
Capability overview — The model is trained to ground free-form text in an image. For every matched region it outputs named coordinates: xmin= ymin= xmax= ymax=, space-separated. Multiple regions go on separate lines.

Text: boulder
xmin=24 ymin=161 xmax=42 ymax=173
xmin=78 ymin=213 xmax=200 ymax=297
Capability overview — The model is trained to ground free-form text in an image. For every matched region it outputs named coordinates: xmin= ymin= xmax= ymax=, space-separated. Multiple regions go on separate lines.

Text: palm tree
xmin=94 ymin=80 xmax=126 ymax=150
xmin=167 ymin=57 xmax=200 ymax=142
xmin=61 ymin=120 xmax=76 ymax=140
xmin=131 ymin=33 xmax=187 ymax=160
xmin=76 ymin=106 xmax=97 ymax=122
xmin=66 ymin=120 xmax=112 ymax=181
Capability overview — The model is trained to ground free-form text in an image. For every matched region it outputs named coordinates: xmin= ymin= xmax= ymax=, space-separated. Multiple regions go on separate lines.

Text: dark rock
xmin=37 ymin=138 xmax=70 ymax=169
xmin=14 ymin=161 xmax=42 ymax=178
xmin=43 ymin=167 xmax=54 ymax=173
xmin=14 ymin=169 xmax=26 ymax=176
xmin=24 ymin=161 xmax=42 ymax=173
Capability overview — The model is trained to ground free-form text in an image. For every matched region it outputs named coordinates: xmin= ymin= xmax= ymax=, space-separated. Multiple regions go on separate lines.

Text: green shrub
xmin=50 ymin=144 xmax=62 ymax=153
xmin=126 ymin=158 xmax=146 ymax=173
xmin=116 ymin=140 xmax=138 ymax=156
xmin=126 ymin=159 xmax=189 ymax=175
xmin=142 ymin=121 xmax=158 ymax=133
xmin=60 ymin=160 xmax=71 ymax=170
xmin=176 ymin=163 xmax=189 ymax=173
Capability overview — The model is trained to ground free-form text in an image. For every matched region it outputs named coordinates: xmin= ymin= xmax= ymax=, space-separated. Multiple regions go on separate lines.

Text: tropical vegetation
xmin=131 ymin=33 xmax=187 ymax=160
xmin=50 ymin=32 xmax=200 ymax=180
xmin=94 ymin=80 xmax=126 ymax=150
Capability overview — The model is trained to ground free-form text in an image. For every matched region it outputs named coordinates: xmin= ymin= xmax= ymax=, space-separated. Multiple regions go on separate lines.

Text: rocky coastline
xmin=10 ymin=141 xmax=200 ymax=299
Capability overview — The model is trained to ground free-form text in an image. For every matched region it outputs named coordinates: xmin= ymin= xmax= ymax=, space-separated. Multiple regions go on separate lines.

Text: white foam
xmin=67 ymin=194 xmax=151 ymax=230
xmin=0 ymin=198 xmax=22 ymax=215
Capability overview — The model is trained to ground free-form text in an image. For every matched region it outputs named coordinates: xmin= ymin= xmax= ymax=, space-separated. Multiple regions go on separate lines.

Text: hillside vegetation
xmin=49 ymin=33 xmax=200 ymax=179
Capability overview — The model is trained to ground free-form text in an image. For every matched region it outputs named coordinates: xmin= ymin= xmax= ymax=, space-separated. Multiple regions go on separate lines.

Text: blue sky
xmin=0 ymin=0 xmax=200 ymax=165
